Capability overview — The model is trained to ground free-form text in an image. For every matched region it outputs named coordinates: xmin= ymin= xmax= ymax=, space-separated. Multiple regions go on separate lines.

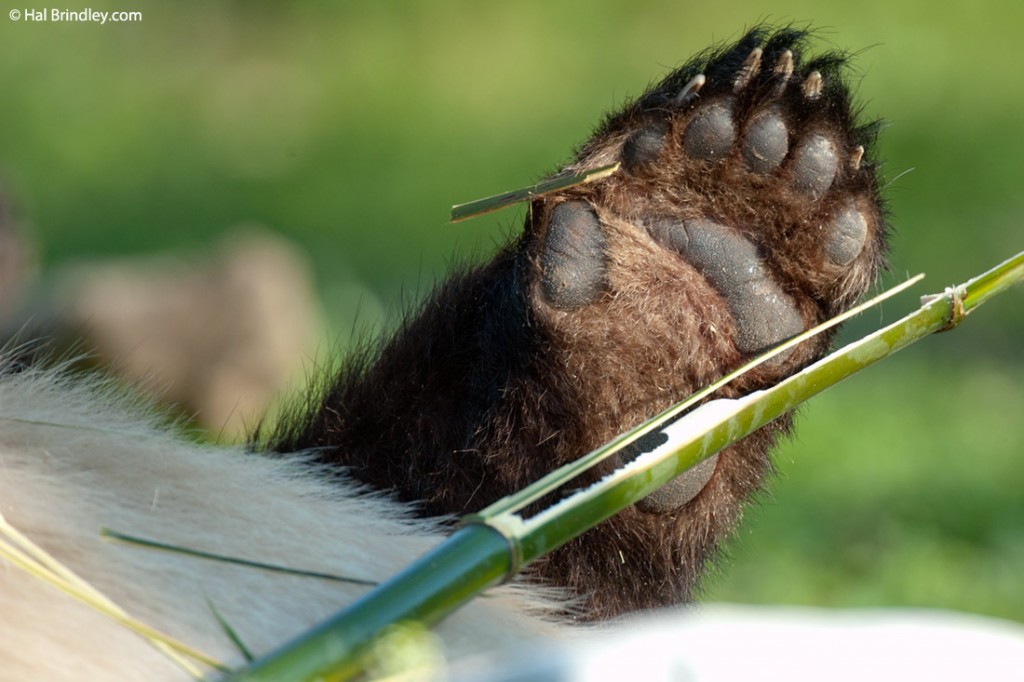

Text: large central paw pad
xmin=528 ymin=29 xmax=885 ymax=515
xmin=646 ymin=217 xmax=804 ymax=355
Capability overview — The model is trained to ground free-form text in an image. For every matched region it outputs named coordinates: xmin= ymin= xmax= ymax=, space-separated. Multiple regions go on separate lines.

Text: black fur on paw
xmin=263 ymin=25 xmax=889 ymax=622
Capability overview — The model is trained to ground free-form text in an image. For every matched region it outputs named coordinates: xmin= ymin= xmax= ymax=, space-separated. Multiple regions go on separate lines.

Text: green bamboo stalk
xmin=226 ymin=250 xmax=1023 ymax=682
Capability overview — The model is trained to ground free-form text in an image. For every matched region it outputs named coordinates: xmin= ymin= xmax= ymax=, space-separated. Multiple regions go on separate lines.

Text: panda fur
xmin=0 ymin=363 xmax=566 ymax=680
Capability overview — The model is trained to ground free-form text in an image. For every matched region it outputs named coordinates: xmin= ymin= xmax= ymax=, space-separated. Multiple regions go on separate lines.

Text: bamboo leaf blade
xmin=0 ymin=513 xmax=225 ymax=677
xmin=102 ymin=528 xmax=378 ymax=586
xmin=449 ymin=164 xmax=620 ymax=223
xmin=223 ymin=526 xmax=511 ymax=682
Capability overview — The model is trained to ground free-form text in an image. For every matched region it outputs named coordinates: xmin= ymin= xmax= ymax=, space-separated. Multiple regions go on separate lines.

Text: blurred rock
xmin=57 ymin=228 xmax=321 ymax=438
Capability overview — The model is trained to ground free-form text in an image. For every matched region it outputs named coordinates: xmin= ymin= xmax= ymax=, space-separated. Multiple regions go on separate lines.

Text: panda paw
xmin=270 ymin=26 xmax=890 ymax=620
xmin=525 ymin=27 xmax=886 ymax=516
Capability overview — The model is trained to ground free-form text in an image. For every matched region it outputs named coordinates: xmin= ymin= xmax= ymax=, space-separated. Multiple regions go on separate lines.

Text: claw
xmin=850 ymin=145 xmax=864 ymax=170
xmin=733 ymin=47 xmax=763 ymax=92
xmin=769 ymin=50 xmax=794 ymax=96
xmin=774 ymin=49 xmax=794 ymax=79
xmin=673 ymin=73 xmax=706 ymax=106
xmin=802 ymin=70 xmax=823 ymax=99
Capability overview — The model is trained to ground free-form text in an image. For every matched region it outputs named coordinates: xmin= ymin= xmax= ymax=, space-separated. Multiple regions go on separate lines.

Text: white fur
xmin=8 ymin=365 xmax=1024 ymax=682
xmin=0 ymin=365 xmax=564 ymax=680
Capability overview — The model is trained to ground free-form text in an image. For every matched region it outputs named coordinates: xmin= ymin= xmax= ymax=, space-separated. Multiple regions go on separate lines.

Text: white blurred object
xmin=464 ymin=604 xmax=1024 ymax=682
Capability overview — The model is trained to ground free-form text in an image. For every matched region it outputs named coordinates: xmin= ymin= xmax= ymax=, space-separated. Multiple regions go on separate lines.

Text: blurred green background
xmin=2 ymin=1 xmax=1021 ymax=620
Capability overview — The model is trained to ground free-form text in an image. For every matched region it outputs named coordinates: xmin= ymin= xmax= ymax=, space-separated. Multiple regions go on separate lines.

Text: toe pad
xmin=539 ymin=201 xmax=607 ymax=309
xmin=790 ymin=132 xmax=838 ymax=199
xmin=742 ymin=109 xmax=789 ymax=174
xmin=622 ymin=123 xmax=668 ymax=171
xmin=824 ymin=204 xmax=868 ymax=266
xmin=682 ymin=102 xmax=736 ymax=161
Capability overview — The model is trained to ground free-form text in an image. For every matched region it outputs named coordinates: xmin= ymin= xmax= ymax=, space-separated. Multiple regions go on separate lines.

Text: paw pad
xmin=824 ymin=203 xmax=869 ymax=266
xmin=742 ymin=109 xmax=788 ymax=174
xmin=682 ymin=102 xmax=736 ymax=160
xmin=621 ymin=123 xmax=668 ymax=171
xmin=790 ymin=132 xmax=839 ymax=199
xmin=539 ymin=201 xmax=607 ymax=309
xmin=636 ymin=454 xmax=719 ymax=513
xmin=651 ymin=218 xmax=804 ymax=355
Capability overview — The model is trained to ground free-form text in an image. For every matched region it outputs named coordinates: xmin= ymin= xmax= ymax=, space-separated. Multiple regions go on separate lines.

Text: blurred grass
xmin=708 ymin=359 xmax=1024 ymax=621
xmin=2 ymin=1 xmax=1021 ymax=619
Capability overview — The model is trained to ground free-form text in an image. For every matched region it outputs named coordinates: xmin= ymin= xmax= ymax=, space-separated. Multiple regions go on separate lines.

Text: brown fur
xmin=263 ymin=26 xmax=888 ymax=620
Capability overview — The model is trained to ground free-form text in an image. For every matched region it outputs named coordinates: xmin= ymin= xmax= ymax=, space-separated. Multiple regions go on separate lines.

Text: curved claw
xmin=673 ymin=74 xmax=706 ymax=106
xmin=802 ymin=70 xmax=823 ymax=99
xmin=733 ymin=47 xmax=763 ymax=92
